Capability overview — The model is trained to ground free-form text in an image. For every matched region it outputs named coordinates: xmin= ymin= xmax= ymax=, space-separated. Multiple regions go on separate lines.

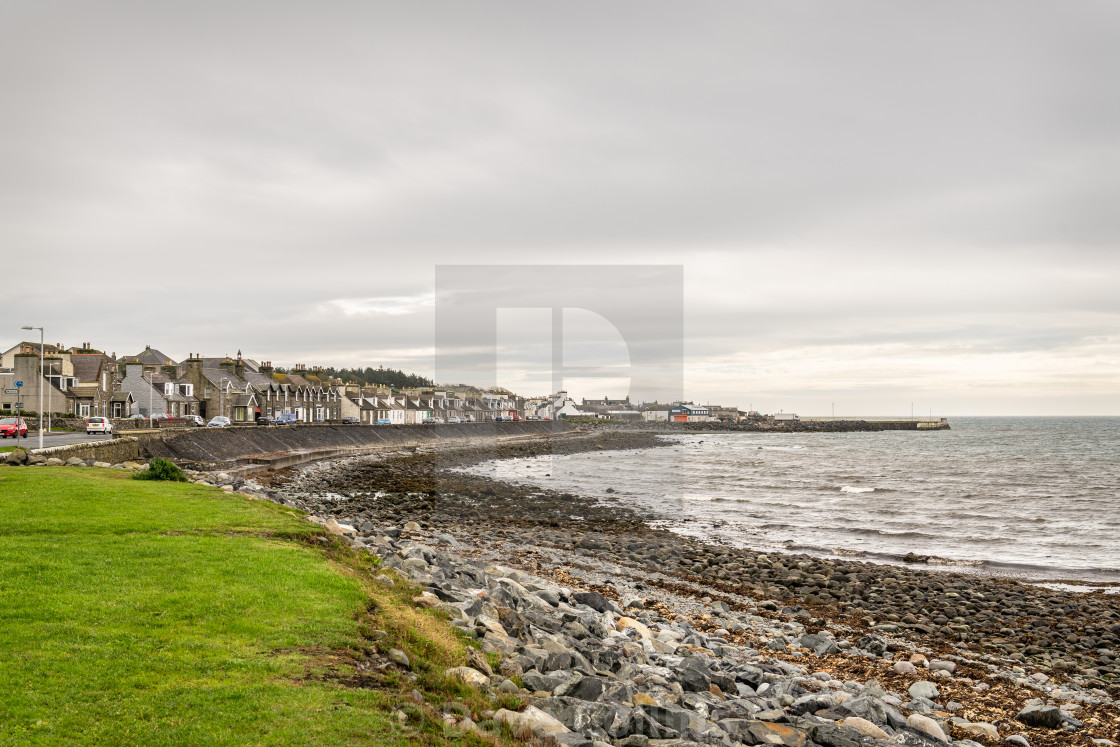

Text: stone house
xmin=0 ymin=353 xmax=70 ymax=415
xmin=1 ymin=341 xmax=64 ymax=369
xmin=120 ymin=363 xmax=199 ymax=418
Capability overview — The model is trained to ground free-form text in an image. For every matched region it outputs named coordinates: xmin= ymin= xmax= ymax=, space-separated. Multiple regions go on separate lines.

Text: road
xmin=3 ymin=432 xmax=117 ymax=449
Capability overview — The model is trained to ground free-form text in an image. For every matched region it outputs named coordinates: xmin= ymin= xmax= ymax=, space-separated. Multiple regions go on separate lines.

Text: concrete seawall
xmin=137 ymin=421 xmax=578 ymax=470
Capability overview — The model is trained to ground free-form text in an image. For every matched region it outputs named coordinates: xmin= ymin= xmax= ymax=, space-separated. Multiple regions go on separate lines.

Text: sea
xmin=464 ymin=417 xmax=1120 ymax=588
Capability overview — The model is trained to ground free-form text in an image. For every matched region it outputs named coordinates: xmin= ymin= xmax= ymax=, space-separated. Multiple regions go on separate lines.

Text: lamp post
xmin=145 ymin=371 xmax=154 ymax=428
xmin=20 ymin=325 xmax=44 ymax=449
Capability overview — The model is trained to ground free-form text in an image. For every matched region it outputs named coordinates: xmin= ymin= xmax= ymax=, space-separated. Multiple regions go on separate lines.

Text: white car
xmin=185 ymin=415 xmax=206 ymax=427
xmin=207 ymin=416 xmax=231 ymax=428
xmin=86 ymin=417 xmax=113 ymax=435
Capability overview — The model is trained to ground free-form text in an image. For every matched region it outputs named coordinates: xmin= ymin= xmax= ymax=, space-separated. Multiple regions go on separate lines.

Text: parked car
xmin=126 ymin=413 xmax=148 ymax=420
xmin=207 ymin=416 xmax=231 ymax=428
xmin=447 ymin=416 xmax=461 ymax=424
xmin=375 ymin=418 xmax=392 ymax=425
xmin=86 ymin=416 xmax=113 ymax=435
xmin=0 ymin=417 xmax=28 ymax=438
xmin=151 ymin=413 xmax=175 ymax=421
xmin=275 ymin=413 xmax=298 ymax=426
xmin=341 ymin=416 xmax=360 ymax=424
xmin=182 ymin=415 xmax=205 ymax=427
xmin=512 ymin=416 xmax=521 ymax=421
xmin=256 ymin=415 xmax=276 ymax=426
xmin=494 ymin=416 xmax=503 ymax=422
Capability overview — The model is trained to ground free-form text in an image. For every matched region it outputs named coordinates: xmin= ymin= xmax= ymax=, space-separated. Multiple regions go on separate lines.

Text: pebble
xmin=907 ymin=713 xmax=948 ymax=741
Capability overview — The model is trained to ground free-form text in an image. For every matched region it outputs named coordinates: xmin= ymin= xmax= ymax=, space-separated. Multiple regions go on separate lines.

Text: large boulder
xmin=803 ymin=720 xmax=867 ymax=747
xmin=799 ymin=634 xmax=839 ymax=655
xmin=445 ymin=666 xmax=489 ymax=689
xmin=571 ymin=590 xmax=611 ymax=613
xmin=906 ymin=714 xmax=948 ymax=742
xmin=719 ymin=720 xmax=809 ymax=746
xmin=841 ymin=717 xmax=889 ymax=740
xmin=494 ymin=706 xmax=569 ymax=737
xmin=1016 ymin=704 xmax=1063 ymax=729
xmin=908 ymin=680 xmax=940 ymax=701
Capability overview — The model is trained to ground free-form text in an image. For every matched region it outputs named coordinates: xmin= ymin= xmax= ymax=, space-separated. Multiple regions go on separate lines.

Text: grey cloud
xmin=2 ymin=2 xmax=1118 ymax=413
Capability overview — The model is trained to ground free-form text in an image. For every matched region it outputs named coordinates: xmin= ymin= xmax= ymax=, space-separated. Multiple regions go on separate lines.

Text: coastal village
xmin=0 ymin=339 xmax=758 ymax=427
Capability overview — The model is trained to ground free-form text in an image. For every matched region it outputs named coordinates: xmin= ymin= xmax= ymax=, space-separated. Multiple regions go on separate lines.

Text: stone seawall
xmin=138 ymin=421 xmax=578 ymax=469
xmin=30 ymin=437 xmax=142 ymax=464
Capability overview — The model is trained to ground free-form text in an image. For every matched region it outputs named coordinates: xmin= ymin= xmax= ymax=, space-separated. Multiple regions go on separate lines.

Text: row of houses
xmin=340 ymin=390 xmax=522 ymax=424
xmin=520 ymin=392 xmax=751 ymax=423
xmin=2 ymin=339 xmax=755 ymax=426
xmin=0 ymin=341 xmax=524 ymax=425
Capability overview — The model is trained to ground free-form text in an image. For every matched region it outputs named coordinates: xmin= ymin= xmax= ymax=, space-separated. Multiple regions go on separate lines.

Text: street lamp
xmin=20 ymin=325 xmax=44 ymax=449
xmin=145 ymin=371 xmax=154 ymax=428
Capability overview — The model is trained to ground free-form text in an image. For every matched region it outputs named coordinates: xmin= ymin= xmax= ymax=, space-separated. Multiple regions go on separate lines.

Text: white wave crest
xmin=840 ymin=485 xmax=875 ymax=493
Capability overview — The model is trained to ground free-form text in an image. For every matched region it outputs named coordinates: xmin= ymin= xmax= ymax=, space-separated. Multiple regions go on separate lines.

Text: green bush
xmin=132 ymin=457 xmax=187 ymax=482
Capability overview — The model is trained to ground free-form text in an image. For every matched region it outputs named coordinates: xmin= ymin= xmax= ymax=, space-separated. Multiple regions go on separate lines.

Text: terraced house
xmin=178 ymin=354 xmax=342 ymax=423
xmin=119 ymin=362 xmax=199 ymax=419
xmin=1 ymin=342 xmax=133 ymax=418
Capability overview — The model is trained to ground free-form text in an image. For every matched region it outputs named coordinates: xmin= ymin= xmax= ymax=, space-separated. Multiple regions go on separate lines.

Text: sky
xmin=3 ymin=1 xmax=1118 ymax=415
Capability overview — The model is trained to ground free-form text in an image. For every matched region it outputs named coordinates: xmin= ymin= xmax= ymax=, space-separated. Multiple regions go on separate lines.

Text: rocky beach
xmin=244 ymin=429 xmax=1120 ymax=746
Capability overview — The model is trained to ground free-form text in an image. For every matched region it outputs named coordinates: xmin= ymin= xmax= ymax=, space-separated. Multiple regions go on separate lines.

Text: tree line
xmin=305 ymin=365 xmax=433 ymax=389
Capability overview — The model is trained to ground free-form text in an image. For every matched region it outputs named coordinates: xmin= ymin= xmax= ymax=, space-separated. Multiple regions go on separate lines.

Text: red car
xmin=0 ymin=417 xmax=28 ymax=438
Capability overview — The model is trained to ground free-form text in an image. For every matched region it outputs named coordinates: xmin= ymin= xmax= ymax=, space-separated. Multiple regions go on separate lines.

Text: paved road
xmin=3 ymin=432 xmax=116 ymax=449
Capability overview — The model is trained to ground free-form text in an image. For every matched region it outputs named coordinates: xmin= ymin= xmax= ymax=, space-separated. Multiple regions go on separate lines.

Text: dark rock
xmin=571 ymin=591 xmax=611 ymax=612
xmin=799 ymin=634 xmax=839 ymax=655
xmin=802 ymin=720 xmax=866 ymax=747
xmin=1016 ymin=705 xmax=1063 ymax=729
xmin=721 ymin=720 xmax=809 ymax=746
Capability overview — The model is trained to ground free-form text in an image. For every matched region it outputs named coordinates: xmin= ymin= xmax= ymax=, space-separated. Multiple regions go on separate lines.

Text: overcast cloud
xmin=2 ymin=1 xmax=1118 ymax=414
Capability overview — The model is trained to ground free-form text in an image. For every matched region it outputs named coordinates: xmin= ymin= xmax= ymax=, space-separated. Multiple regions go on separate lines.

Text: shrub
xmin=133 ymin=457 xmax=187 ymax=482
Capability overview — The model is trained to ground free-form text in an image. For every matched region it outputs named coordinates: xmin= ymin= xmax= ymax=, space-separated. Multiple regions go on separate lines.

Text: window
xmin=79 ymin=404 xmax=90 ymax=417
xmin=204 ymin=386 xmax=211 ymax=398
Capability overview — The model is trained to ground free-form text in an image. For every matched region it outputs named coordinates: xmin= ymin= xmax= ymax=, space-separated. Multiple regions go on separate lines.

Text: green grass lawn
xmin=0 ymin=468 xmax=502 ymax=746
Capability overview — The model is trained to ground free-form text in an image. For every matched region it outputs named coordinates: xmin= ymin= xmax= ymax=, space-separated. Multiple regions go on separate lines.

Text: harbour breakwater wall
xmin=588 ymin=418 xmax=950 ymax=433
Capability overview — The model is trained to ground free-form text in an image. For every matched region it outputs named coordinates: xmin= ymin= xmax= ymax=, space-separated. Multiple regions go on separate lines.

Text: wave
xmin=839 ymin=485 xmax=875 ymax=493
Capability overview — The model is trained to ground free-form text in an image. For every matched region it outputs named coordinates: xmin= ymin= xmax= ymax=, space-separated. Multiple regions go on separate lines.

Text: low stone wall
xmin=139 ymin=421 xmax=577 ymax=468
xmin=30 ymin=437 xmax=142 ymax=464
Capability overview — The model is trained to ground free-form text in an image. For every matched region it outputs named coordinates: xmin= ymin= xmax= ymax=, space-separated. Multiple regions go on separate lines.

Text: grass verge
xmin=0 ymin=467 xmax=519 ymax=746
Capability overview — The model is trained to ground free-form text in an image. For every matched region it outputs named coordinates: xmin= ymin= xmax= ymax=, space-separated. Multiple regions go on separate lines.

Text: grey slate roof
xmin=70 ymin=354 xmax=105 ymax=383
xmin=131 ymin=347 xmax=176 ymax=366
xmin=202 ymin=368 xmax=243 ymax=387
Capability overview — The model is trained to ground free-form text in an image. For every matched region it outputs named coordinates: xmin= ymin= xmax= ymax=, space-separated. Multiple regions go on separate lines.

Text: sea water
xmin=465 ymin=417 xmax=1120 ymax=584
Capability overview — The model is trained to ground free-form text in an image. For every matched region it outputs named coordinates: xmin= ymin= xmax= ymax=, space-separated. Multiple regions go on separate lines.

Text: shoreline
xmin=261 ymin=431 xmax=1120 ymax=684
xmin=457 ymin=433 xmax=1120 ymax=589
xmin=249 ymin=429 xmax=1120 ymax=745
